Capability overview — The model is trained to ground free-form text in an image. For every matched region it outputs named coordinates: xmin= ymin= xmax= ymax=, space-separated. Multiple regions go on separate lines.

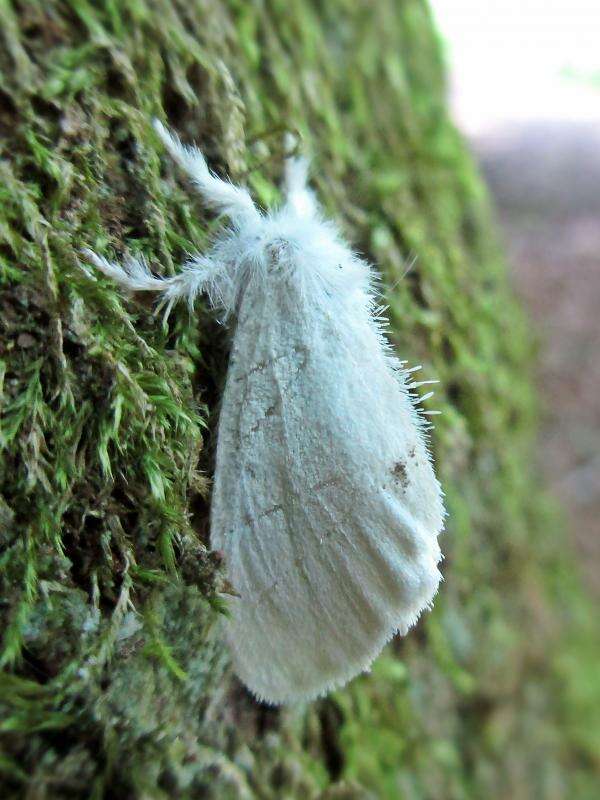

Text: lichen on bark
xmin=1 ymin=1 xmax=598 ymax=798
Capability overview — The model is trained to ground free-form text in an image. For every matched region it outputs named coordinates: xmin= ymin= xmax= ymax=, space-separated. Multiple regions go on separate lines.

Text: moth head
xmin=215 ymin=151 xmax=371 ymax=299
xmin=249 ymin=209 xmax=371 ymax=299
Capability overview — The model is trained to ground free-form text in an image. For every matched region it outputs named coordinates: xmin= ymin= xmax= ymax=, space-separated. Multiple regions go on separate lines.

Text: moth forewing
xmin=210 ymin=249 xmax=444 ymax=704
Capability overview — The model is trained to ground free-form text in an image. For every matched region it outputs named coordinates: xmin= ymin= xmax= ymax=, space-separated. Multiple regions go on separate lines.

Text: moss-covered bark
xmin=1 ymin=1 xmax=598 ymax=797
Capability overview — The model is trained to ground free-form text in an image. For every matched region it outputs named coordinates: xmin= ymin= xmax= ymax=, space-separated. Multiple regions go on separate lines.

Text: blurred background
xmin=431 ymin=0 xmax=600 ymax=595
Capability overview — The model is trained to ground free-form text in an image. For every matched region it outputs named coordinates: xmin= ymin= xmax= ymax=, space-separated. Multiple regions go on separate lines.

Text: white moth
xmin=82 ymin=121 xmax=445 ymax=704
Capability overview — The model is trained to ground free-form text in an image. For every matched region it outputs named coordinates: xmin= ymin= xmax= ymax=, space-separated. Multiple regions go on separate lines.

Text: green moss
xmin=0 ymin=0 xmax=598 ymax=797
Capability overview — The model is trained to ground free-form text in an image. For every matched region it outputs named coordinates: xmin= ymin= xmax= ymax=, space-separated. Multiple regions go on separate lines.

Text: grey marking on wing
xmin=233 ymin=344 xmax=308 ymax=383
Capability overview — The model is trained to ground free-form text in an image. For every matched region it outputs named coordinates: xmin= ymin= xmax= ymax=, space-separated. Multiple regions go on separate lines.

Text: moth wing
xmin=211 ymin=283 xmax=444 ymax=704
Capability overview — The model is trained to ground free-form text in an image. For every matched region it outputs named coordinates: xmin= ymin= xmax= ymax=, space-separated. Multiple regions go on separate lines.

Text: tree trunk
xmin=1 ymin=1 xmax=597 ymax=797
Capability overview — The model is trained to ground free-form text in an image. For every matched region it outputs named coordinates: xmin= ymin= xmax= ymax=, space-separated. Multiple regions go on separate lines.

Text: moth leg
xmin=81 ymin=248 xmax=220 ymax=320
xmin=283 ymin=144 xmax=319 ymax=218
xmin=153 ymin=119 xmax=261 ymax=226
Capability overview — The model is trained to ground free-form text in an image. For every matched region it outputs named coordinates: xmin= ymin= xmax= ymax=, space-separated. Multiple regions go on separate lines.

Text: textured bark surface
xmin=1 ymin=1 xmax=598 ymax=798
